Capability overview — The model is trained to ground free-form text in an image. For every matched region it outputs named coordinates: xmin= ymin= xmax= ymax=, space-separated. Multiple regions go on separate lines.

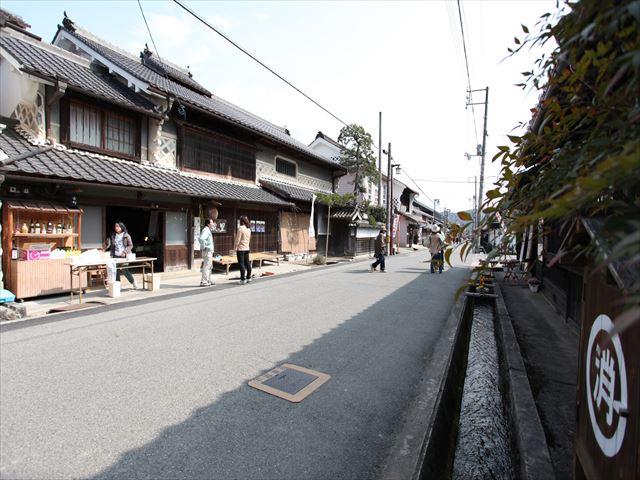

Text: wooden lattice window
xmin=106 ymin=112 xmax=136 ymax=156
xmin=276 ymin=157 xmax=296 ymax=177
xmin=66 ymin=99 xmax=139 ymax=159
xmin=182 ymin=128 xmax=255 ymax=181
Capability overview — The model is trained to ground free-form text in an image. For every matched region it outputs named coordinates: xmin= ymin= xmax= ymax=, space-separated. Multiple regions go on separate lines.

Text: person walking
xmin=199 ymin=218 xmax=215 ymax=286
xmin=370 ymin=227 xmax=387 ymax=273
xmin=105 ymin=221 xmax=139 ymax=289
xmin=235 ymin=215 xmax=252 ymax=284
xmin=426 ymin=224 xmax=445 ymax=274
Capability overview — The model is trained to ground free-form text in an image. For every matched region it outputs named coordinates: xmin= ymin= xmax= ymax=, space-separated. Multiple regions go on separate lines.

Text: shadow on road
xmin=88 ymin=266 xmax=468 ymax=480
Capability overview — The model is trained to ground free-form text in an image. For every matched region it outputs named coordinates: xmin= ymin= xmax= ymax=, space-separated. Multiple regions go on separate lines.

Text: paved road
xmin=1 ymin=252 xmax=468 ymax=480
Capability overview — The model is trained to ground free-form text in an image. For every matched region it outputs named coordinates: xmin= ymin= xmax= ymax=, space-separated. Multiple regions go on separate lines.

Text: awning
xmin=400 ymin=211 xmax=427 ymax=225
xmin=5 ymin=200 xmax=82 ymax=213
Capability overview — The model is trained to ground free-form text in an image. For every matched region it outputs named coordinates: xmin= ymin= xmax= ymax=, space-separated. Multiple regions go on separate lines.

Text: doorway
xmin=105 ymin=207 xmax=165 ymax=271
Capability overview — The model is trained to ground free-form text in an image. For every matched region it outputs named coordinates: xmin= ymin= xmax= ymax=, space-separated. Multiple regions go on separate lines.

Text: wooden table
xmin=68 ymin=257 xmax=156 ymax=303
xmin=503 ymin=260 xmax=527 ymax=282
xmin=212 ymin=252 xmax=281 ymax=275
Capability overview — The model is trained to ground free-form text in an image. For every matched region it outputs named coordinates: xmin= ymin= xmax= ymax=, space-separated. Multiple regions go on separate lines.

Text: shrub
xmin=313 ymin=255 xmax=326 ymax=265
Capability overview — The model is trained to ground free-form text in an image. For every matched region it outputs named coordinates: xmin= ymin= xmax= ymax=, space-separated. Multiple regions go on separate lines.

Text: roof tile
xmin=62 ymin=25 xmax=345 ymax=171
xmin=0 ymin=33 xmax=157 ymax=114
xmin=0 ymin=126 xmax=291 ymax=206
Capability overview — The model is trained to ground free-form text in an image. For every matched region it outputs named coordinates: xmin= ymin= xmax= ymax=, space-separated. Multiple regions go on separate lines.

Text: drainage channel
xmin=451 ymin=299 xmax=514 ymax=479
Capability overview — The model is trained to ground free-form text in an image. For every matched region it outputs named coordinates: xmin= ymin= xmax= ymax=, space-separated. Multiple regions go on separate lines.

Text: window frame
xmin=181 ymin=125 xmax=256 ymax=181
xmin=61 ymin=94 xmax=141 ymax=161
xmin=275 ymin=156 xmax=297 ymax=178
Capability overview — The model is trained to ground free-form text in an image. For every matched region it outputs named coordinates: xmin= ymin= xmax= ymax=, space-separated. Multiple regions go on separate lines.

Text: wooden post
xmin=325 ymin=204 xmax=331 ymax=258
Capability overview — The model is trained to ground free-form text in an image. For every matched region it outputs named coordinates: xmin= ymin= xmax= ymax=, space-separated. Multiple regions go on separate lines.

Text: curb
xmin=0 ymin=255 xmax=375 ymax=332
xmin=494 ymin=282 xmax=556 ymax=480
xmin=381 ymin=276 xmax=472 ymax=480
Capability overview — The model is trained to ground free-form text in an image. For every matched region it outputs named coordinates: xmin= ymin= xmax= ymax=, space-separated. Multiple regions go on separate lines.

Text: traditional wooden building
xmin=0 ymin=10 xmax=345 ymax=298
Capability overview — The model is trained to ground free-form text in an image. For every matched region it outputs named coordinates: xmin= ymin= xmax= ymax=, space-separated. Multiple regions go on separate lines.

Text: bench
xmin=211 ymin=252 xmax=281 ymax=275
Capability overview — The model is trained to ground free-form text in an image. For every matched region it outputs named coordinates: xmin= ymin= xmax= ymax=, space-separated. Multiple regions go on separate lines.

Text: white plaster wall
xmin=0 ymin=57 xmax=38 ymax=118
xmin=256 ymin=146 xmax=333 ymax=192
xmin=148 ymin=117 xmax=177 ymax=169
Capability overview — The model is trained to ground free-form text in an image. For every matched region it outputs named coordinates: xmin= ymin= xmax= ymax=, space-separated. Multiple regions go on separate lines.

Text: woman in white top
xmin=234 ymin=216 xmax=252 ymax=284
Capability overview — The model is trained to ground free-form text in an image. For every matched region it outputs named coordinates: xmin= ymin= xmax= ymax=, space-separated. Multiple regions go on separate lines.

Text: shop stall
xmin=2 ymin=200 xmax=85 ymax=299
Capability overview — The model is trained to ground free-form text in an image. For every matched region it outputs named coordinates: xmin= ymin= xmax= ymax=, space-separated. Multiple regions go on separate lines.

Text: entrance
xmin=105 ymin=207 xmax=165 ymax=271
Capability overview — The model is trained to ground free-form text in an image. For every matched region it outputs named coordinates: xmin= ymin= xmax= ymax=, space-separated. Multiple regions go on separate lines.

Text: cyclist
xmin=426 ymin=224 xmax=445 ymax=274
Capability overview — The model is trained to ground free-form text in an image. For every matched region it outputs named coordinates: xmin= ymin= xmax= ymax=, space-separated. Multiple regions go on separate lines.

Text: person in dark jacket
xmin=105 ymin=221 xmax=138 ymax=289
xmin=370 ymin=227 xmax=387 ymax=273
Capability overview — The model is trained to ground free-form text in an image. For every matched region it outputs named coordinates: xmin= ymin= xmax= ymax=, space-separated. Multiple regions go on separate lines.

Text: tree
xmin=337 ymin=124 xmax=380 ymax=198
xmin=316 ymin=193 xmax=355 ymax=257
xmin=449 ymin=0 xmax=639 ymax=331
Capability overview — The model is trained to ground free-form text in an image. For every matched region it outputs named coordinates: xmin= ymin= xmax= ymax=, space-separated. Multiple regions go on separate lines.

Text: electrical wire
xmin=167 ymin=0 xmax=463 ymax=208
xmin=457 ymin=0 xmax=480 ymax=146
xmin=137 ymin=0 xmax=161 ymax=60
xmin=172 ymin=0 xmax=352 ymax=131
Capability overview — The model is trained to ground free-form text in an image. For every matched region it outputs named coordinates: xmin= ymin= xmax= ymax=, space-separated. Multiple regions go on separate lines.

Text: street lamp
xmin=433 ymin=198 xmax=439 ymax=226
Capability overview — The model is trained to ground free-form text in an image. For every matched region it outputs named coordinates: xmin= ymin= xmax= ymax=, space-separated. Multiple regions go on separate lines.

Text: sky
xmin=3 ymin=0 xmax=556 ymax=213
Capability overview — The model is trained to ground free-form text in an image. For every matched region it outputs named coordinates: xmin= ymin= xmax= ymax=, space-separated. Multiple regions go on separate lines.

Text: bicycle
xmin=430 ymin=250 xmax=444 ymax=274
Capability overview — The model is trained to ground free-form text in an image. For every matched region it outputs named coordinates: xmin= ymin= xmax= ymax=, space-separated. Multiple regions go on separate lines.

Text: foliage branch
xmin=337 ymin=124 xmax=380 ymax=197
xmin=448 ymin=0 xmax=640 ymax=331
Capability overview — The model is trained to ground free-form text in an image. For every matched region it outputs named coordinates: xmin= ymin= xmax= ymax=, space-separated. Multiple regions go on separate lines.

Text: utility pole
xmin=378 ymin=112 xmax=383 ymax=206
xmin=386 ymin=142 xmax=392 ymax=255
xmin=478 ymin=87 xmax=489 ymax=226
xmin=467 ymin=87 xmax=489 ymax=252
xmin=433 ymin=198 xmax=439 ymax=225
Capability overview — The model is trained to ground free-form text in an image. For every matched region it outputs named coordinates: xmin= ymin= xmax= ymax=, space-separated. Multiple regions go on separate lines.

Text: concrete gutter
xmin=494 ymin=282 xmax=556 ymax=480
xmin=381 ymin=278 xmax=472 ymax=480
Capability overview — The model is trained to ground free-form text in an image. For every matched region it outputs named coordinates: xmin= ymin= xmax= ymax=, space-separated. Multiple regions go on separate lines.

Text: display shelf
xmin=13 ymin=233 xmax=78 ymax=238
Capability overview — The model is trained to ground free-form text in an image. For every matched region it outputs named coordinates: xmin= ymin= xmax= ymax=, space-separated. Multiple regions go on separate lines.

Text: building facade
xmin=0 ymin=10 xmax=344 ymax=298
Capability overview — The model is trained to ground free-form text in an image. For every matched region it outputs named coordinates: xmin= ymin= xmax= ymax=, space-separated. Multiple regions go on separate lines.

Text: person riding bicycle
xmin=426 ymin=224 xmax=445 ymax=274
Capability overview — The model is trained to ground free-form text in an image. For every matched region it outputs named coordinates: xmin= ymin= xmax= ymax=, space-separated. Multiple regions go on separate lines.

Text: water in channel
xmin=452 ymin=301 xmax=514 ymax=479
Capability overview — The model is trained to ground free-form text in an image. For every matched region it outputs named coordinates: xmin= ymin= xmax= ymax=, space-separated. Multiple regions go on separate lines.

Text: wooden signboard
xmin=574 ymin=267 xmax=639 ymax=479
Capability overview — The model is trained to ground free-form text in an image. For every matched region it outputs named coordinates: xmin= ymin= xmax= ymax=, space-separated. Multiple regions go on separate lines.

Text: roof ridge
xmin=260 ymin=176 xmax=318 ymax=192
xmin=143 ymin=49 xmax=190 ymax=76
xmin=1 ymin=29 xmax=91 ymax=69
xmin=65 ymin=22 xmax=142 ymax=65
xmin=211 ymin=94 xmax=288 ymax=134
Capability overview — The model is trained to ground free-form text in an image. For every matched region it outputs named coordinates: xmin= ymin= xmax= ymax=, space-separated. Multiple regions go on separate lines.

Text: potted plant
xmin=528 ymin=277 xmax=541 ymax=293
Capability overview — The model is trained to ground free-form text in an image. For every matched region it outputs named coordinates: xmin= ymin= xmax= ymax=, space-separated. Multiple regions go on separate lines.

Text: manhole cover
xmin=248 ymin=363 xmax=330 ymax=403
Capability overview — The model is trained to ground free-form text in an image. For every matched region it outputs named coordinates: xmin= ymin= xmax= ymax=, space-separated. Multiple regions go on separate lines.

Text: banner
xmin=308 ymin=194 xmax=316 ymax=237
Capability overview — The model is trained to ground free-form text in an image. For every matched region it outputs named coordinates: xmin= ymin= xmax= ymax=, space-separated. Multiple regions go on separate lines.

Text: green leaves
xmin=477 ymin=0 xmax=640 ymax=323
xmin=338 ymin=124 xmax=379 ymax=197
xmin=486 ymin=188 xmax=502 ymax=200
xmin=457 ymin=211 xmax=472 ymax=222
xmin=444 ymin=248 xmax=453 ymax=267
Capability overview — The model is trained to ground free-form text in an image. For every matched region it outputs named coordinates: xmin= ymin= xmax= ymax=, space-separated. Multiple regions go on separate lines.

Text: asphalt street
xmin=1 ymin=252 xmax=469 ymax=480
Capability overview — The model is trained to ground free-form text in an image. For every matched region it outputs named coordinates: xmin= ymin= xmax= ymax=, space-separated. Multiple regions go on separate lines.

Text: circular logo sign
xmin=585 ymin=314 xmax=628 ymax=457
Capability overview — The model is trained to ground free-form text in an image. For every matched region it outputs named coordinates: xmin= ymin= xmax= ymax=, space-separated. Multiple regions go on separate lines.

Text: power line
xmin=397 ymin=168 xmax=434 ymax=205
xmin=137 ymin=0 xmax=161 ymax=61
xmin=456 ymin=0 xmax=479 ymax=146
xmin=411 ymin=178 xmax=493 ymax=184
xmin=172 ymin=0 xmax=352 ymax=130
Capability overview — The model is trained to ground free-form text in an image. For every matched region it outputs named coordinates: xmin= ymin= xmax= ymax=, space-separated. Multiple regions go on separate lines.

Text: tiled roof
xmin=0 ymin=126 xmax=291 ymax=206
xmin=59 ymin=22 xmax=345 ymax=171
xmin=0 ymin=8 xmax=31 ymax=30
xmin=260 ymin=178 xmax=325 ymax=203
xmin=141 ymin=48 xmax=211 ymax=96
xmin=331 ymin=206 xmax=361 ymax=221
xmin=313 ymin=131 xmax=344 ymax=150
xmin=0 ymin=33 xmax=157 ymax=115
xmin=400 ymin=211 xmax=427 ymax=225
